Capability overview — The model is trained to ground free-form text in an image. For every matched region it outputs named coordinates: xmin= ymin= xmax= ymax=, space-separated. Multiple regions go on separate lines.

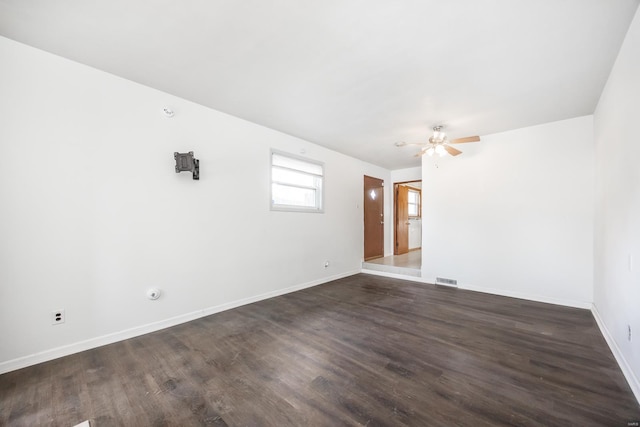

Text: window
xmin=408 ymin=188 xmax=421 ymax=218
xmin=271 ymin=150 xmax=324 ymax=212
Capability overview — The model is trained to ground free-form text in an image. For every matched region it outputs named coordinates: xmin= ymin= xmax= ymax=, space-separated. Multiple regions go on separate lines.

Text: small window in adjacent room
xmin=271 ymin=150 xmax=324 ymax=212
xmin=408 ymin=188 xmax=421 ymax=218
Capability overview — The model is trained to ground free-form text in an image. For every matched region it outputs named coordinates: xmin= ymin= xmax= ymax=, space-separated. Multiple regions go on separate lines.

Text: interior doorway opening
xmin=394 ymin=180 xmax=422 ymax=256
xmin=361 ymin=178 xmax=422 ymax=276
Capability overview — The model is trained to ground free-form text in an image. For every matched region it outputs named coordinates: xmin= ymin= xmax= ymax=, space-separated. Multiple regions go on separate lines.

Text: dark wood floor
xmin=1 ymin=274 xmax=639 ymax=426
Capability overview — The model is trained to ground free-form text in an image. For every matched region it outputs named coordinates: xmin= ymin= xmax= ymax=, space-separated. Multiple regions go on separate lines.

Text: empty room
xmin=1 ymin=1 xmax=639 ymax=425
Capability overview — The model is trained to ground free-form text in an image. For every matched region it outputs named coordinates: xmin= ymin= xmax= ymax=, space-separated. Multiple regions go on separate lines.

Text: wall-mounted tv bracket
xmin=174 ymin=151 xmax=199 ymax=180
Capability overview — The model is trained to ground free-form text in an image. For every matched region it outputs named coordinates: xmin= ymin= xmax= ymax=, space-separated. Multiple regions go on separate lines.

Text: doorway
xmin=394 ymin=181 xmax=422 ymax=255
xmin=363 ymin=175 xmax=384 ymax=261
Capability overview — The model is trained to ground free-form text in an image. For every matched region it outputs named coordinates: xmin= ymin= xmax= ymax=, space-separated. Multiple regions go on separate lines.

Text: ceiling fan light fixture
xmin=396 ymin=124 xmax=479 ymax=159
xmin=432 ymin=126 xmax=446 ymax=143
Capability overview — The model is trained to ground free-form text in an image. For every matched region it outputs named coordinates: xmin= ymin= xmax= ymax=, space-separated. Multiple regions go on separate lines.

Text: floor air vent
xmin=435 ymin=277 xmax=458 ymax=286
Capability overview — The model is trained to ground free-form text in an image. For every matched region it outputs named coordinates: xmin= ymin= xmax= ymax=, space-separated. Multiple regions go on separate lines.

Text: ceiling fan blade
xmin=396 ymin=141 xmax=428 ymax=147
xmin=414 ymin=149 xmax=427 ymax=157
xmin=449 ymin=136 xmax=480 ymax=144
xmin=444 ymin=145 xmax=463 ymax=156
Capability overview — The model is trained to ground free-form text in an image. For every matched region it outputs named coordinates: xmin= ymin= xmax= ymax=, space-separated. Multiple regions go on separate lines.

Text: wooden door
xmin=364 ymin=175 xmax=384 ymax=261
xmin=395 ymin=184 xmax=409 ymax=255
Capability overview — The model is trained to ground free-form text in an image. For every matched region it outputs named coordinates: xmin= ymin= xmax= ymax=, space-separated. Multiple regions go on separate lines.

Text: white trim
xmin=361 ymin=269 xmax=466 ymax=289
xmin=591 ymin=304 xmax=640 ymax=405
xmin=362 ymin=270 xmax=591 ymax=308
xmin=7 ymin=268 xmax=637 ymax=410
xmin=361 ymin=268 xmax=427 ymax=283
xmin=421 ymin=274 xmax=592 ymax=308
xmin=457 ymin=283 xmax=592 ymax=309
xmin=201 ymin=270 xmax=359 ymax=317
xmin=0 ymin=270 xmax=360 ymax=375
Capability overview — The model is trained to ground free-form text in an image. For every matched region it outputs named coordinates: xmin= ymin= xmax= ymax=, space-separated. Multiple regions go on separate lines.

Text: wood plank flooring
xmin=1 ymin=274 xmax=639 ymax=426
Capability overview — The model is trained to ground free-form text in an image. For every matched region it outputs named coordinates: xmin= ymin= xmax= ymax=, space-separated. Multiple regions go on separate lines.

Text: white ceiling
xmin=1 ymin=0 xmax=638 ymax=169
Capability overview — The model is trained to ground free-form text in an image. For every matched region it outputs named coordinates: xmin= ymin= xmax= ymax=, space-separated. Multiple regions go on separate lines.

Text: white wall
xmin=390 ymin=167 xmax=421 ymax=184
xmin=0 ymin=36 xmax=391 ymax=372
xmin=593 ymin=7 xmax=640 ymax=399
xmin=421 ymin=116 xmax=594 ymax=307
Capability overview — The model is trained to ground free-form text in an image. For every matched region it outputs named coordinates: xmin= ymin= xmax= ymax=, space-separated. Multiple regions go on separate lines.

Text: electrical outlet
xmin=628 ymin=325 xmax=632 ymax=342
xmin=52 ymin=309 xmax=65 ymax=325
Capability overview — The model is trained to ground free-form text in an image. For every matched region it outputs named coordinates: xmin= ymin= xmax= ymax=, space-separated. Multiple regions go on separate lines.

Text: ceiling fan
xmin=395 ymin=126 xmax=480 ymax=157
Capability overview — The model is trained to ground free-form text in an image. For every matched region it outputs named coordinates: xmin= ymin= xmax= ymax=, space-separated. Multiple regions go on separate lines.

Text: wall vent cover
xmin=435 ymin=277 xmax=458 ymax=286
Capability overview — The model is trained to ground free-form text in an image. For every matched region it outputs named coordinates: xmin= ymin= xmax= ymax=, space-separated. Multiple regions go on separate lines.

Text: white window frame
xmin=270 ymin=149 xmax=324 ymax=213
xmin=408 ymin=188 xmax=421 ymax=218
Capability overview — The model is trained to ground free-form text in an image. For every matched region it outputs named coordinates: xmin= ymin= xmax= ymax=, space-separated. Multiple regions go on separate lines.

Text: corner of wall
xmin=591 ymin=304 xmax=640 ymax=404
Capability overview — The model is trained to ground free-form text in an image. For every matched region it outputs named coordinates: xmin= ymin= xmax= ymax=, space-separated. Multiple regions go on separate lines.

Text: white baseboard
xmin=362 ymin=271 xmax=591 ymax=308
xmin=6 ymin=269 xmax=637 ymax=410
xmin=200 ymin=270 xmax=360 ymax=317
xmin=458 ymin=283 xmax=592 ymax=309
xmin=0 ymin=270 xmax=360 ymax=375
xmin=0 ymin=309 xmax=205 ymax=375
xmin=591 ymin=304 xmax=640 ymax=405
